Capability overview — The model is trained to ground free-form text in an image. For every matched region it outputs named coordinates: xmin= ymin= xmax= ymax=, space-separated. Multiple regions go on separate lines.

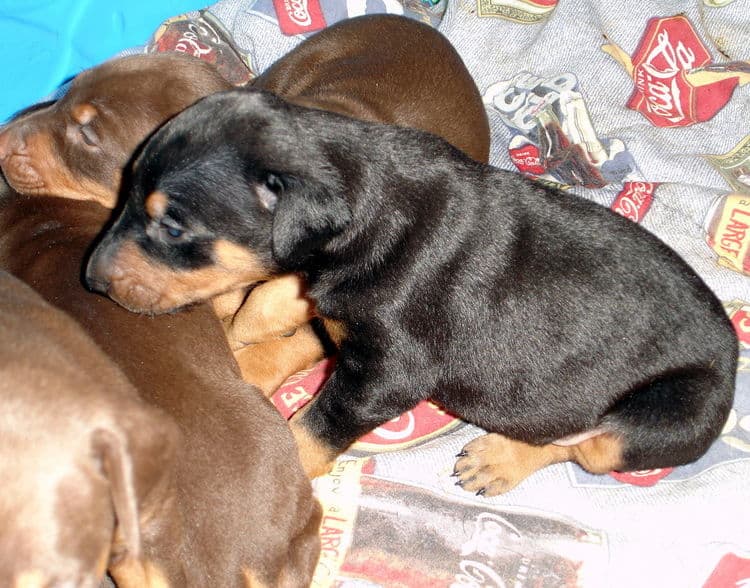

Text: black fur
xmin=93 ymin=89 xmax=738 ymax=470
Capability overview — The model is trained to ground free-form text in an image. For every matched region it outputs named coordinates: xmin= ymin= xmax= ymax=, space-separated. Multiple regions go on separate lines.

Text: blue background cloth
xmin=0 ymin=0 xmax=208 ymax=122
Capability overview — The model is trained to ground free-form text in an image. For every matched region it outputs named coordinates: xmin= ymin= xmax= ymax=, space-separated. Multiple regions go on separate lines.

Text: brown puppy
xmin=0 ymin=50 xmax=321 ymax=395
xmin=224 ymin=14 xmax=492 ymax=350
xmin=0 ymin=53 xmax=230 ymax=207
xmin=0 ymin=183 xmax=321 ymax=587
xmin=0 ymin=270 xmax=180 ymax=588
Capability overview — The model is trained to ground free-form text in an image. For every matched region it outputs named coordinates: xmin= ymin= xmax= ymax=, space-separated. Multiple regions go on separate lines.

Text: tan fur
xmin=454 ymin=432 xmax=624 ymax=496
xmin=234 ymin=323 xmax=325 ymax=397
xmin=289 ymin=402 xmax=338 ymax=479
xmin=104 ymin=239 xmax=270 ymax=314
xmin=227 ymin=274 xmax=313 ymax=350
xmin=144 ymin=190 xmax=169 ymax=219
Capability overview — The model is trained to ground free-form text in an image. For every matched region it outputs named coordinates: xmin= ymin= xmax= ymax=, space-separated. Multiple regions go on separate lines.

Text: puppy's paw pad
xmin=453 ymin=434 xmax=530 ymax=496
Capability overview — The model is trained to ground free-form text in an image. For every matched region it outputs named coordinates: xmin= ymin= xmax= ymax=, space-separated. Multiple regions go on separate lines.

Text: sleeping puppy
xmin=0 ymin=15 xmax=490 ymax=391
xmin=0 ymin=181 xmax=321 ymax=586
xmin=0 ymin=51 xmax=319 ymax=395
xmin=85 ymin=89 xmax=738 ymax=495
xmin=0 ymin=270 xmax=180 ymax=588
xmin=0 ymin=52 xmax=231 ymax=208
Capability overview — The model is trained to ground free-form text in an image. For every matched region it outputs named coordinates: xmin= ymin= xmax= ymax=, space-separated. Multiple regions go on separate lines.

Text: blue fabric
xmin=0 ymin=0 xmax=208 ymax=122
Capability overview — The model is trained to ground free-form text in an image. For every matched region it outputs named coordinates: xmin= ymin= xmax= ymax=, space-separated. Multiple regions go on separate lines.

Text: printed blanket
xmin=133 ymin=0 xmax=750 ymax=585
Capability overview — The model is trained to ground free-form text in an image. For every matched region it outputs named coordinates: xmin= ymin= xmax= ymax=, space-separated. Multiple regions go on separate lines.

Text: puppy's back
xmin=254 ymin=14 xmax=490 ymax=162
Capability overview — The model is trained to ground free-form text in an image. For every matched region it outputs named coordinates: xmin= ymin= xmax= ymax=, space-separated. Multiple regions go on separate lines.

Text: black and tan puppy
xmin=0 ymin=181 xmax=321 ymax=586
xmin=0 ymin=15 xmax=490 ymax=392
xmin=86 ymin=89 xmax=738 ymax=496
xmin=0 ymin=270 xmax=179 ymax=588
xmin=223 ymin=13 xmax=491 ymax=349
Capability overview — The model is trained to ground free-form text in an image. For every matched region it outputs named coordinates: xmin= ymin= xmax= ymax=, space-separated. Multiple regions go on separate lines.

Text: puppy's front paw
xmin=453 ymin=434 xmax=561 ymax=496
xmin=289 ymin=412 xmax=338 ymax=479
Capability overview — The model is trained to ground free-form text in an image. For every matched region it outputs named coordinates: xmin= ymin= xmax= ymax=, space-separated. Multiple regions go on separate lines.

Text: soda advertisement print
xmin=311 ymin=464 xmax=608 ymax=587
xmin=483 ymin=71 xmax=638 ymax=188
xmin=148 ymin=9 xmax=256 ymax=85
xmin=475 ymin=0 xmax=558 ymax=24
xmin=602 ymin=15 xmax=750 ymax=127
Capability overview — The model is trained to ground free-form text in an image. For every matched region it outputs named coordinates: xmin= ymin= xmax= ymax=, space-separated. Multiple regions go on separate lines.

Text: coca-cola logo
xmin=173 ymin=22 xmax=216 ymax=58
xmin=273 ymin=0 xmax=326 ymax=35
xmin=633 ymin=29 xmax=697 ymax=124
xmin=608 ymin=16 xmax=740 ymax=127
xmin=611 ymin=182 xmax=657 ymax=223
xmin=284 ymin=0 xmax=312 ymax=25
xmin=508 ymin=140 xmax=546 ymax=176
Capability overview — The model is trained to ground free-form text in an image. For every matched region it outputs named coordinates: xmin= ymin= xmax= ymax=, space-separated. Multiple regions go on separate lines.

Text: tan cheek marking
xmin=213 ymin=239 xmax=272 ymax=283
xmin=27 ymin=133 xmax=115 ymax=205
xmin=144 ymin=191 xmax=168 ymax=220
xmin=322 ymin=318 xmax=347 ymax=347
xmin=110 ymin=240 xmax=273 ymax=312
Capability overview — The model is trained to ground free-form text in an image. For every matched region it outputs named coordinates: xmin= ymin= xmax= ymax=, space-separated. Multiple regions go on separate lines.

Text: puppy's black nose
xmin=84 ymin=249 xmax=112 ymax=294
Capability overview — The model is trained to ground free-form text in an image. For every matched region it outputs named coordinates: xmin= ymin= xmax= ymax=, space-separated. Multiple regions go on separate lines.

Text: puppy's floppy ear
xmin=270 ymin=174 xmax=351 ymax=268
xmin=90 ymin=403 xmax=179 ymax=566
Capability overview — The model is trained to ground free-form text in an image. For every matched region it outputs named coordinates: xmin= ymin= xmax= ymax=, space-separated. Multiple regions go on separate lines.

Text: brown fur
xmin=0 ymin=53 xmax=231 ymax=207
xmin=0 ymin=270 xmax=180 ymax=588
xmin=0 ymin=184 xmax=321 ymax=587
xmin=0 ymin=51 xmax=320 ymax=395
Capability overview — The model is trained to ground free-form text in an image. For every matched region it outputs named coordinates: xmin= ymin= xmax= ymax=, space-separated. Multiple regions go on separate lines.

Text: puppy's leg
xmin=454 ymin=432 xmax=622 ymax=496
xmin=227 ymin=274 xmax=313 ymax=350
xmin=455 ymin=366 xmax=733 ymax=496
xmin=289 ymin=362 xmax=425 ymax=478
xmin=234 ymin=323 xmax=325 ymax=397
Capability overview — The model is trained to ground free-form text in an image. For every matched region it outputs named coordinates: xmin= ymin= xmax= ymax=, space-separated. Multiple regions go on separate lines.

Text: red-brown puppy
xmin=0 ymin=50 xmax=321 ymax=395
xmin=0 ymin=52 xmax=230 ymax=207
xmin=0 ymin=182 xmax=321 ymax=587
xmin=0 ymin=270 xmax=180 ymax=588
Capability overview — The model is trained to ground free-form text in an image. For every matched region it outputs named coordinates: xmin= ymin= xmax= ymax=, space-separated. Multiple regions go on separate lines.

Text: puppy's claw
xmin=455 ymin=479 xmax=464 ymax=487
xmin=476 ymin=488 xmax=486 ymax=497
xmin=455 ymin=450 xmax=468 ymax=458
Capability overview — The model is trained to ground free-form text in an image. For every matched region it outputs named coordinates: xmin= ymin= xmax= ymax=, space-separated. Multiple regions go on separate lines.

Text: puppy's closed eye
xmin=70 ymin=103 xmax=101 ymax=148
